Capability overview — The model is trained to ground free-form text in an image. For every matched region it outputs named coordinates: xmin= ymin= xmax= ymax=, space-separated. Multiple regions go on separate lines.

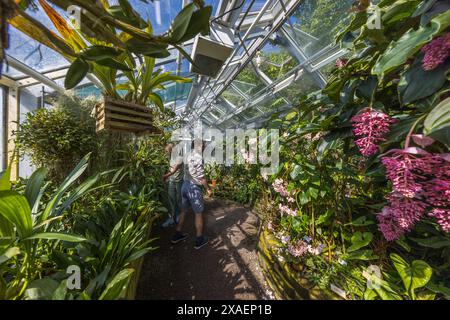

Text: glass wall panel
xmin=0 ymin=86 xmax=5 ymax=170
xmin=285 ymin=0 xmax=355 ymax=57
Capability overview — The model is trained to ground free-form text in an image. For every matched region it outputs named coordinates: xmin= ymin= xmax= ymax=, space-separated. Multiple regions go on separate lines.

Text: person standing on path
xmin=169 ymin=139 xmax=212 ymax=250
xmin=162 ymin=143 xmax=184 ymax=227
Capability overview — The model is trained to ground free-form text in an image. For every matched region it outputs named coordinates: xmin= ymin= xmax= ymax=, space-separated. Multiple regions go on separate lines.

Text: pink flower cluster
xmin=378 ymin=148 xmax=450 ymax=240
xmin=336 ymin=58 xmax=348 ymax=69
xmin=421 ymin=33 xmax=450 ymax=71
xmin=279 ymin=203 xmax=298 ymax=217
xmin=272 ymin=178 xmax=290 ymax=197
xmin=287 ymin=239 xmax=324 ymax=257
xmin=351 ymin=110 xmax=394 ymax=156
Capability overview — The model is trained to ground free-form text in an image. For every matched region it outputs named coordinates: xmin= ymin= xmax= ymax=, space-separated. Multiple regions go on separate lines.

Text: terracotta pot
xmin=211 ymin=179 xmax=217 ymax=188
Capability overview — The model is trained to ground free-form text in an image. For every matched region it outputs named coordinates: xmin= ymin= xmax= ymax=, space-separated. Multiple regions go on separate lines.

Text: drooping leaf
xmin=65 ymin=58 xmax=89 ymax=89
xmin=372 ymin=10 xmax=450 ymax=77
xmin=398 ymin=56 xmax=449 ymax=104
xmin=80 ymin=45 xmax=121 ymax=61
xmin=24 ymin=168 xmax=47 ymax=213
xmin=169 ymin=3 xmax=196 ymax=42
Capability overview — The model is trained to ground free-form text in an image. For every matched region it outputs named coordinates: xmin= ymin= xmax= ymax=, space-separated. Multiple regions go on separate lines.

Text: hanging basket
xmin=95 ymin=96 xmax=161 ymax=135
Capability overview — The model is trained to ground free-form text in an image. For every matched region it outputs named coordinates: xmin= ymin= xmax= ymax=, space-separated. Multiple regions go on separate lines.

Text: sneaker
xmin=194 ymin=236 xmax=209 ymax=250
xmin=171 ymin=231 xmax=188 ymax=244
xmin=162 ymin=218 xmax=175 ymax=228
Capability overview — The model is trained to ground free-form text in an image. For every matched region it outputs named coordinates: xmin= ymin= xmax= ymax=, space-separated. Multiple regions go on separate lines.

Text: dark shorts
xmin=181 ymin=180 xmax=204 ymax=214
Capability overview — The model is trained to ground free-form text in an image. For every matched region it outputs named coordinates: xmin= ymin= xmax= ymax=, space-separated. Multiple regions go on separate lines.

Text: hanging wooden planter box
xmin=95 ymin=97 xmax=161 ymax=135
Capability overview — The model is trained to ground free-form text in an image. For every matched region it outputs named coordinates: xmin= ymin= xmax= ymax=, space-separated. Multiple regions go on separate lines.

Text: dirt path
xmin=136 ymin=199 xmax=270 ymax=300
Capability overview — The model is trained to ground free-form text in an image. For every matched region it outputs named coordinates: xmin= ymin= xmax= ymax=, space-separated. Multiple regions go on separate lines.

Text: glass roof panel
xmin=278 ymin=70 xmax=320 ymax=104
xmin=258 ymin=41 xmax=298 ymax=82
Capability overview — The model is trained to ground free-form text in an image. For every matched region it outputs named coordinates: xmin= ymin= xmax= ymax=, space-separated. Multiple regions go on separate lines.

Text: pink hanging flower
xmin=428 ymin=209 xmax=450 ymax=233
xmin=421 ymin=33 xmax=450 ymax=71
xmin=381 ymin=148 xmax=441 ymax=198
xmin=378 ymin=147 xmax=450 ymax=238
xmin=351 ymin=110 xmax=394 ymax=156
xmin=377 ymin=206 xmax=406 ymax=241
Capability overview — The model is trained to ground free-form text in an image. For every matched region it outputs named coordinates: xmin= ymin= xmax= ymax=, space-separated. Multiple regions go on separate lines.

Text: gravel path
xmin=136 ymin=199 xmax=269 ymax=300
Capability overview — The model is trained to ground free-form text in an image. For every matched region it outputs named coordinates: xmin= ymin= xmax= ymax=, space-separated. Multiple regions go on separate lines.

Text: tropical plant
xmin=3 ymin=0 xmax=212 ymax=89
xmin=0 ymin=154 xmax=101 ymax=299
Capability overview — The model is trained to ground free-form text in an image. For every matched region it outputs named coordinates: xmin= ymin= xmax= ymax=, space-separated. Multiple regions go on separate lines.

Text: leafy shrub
xmin=16 ymin=95 xmax=99 ymax=182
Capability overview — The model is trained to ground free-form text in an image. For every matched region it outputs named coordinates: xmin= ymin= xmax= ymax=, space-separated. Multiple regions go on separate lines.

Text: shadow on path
xmin=136 ymin=199 xmax=268 ymax=300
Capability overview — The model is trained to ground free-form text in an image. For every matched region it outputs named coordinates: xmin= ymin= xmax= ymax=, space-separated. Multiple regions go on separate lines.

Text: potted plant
xmin=205 ymin=161 xmax=220 ymax=188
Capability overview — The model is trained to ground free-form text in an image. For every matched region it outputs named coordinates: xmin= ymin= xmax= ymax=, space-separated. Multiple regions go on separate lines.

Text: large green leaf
xmin=391 ymin=253 xmax=432 ymax=299
xmin=0 ymin=191 xmax=32 ymax=238
xmin=348 ymin=231 xmax=373 ymax=252
xmin=24 ymin=278 xmax=59 ymax=300
xmin=398 ymin=56 xmax=449 ymax=104
xmin=0 ymin=246 xmax=20 ymax=264
xmin=372 ymin=10 xmax=450 ymax=77
xmin=169 ymin=3 xmax=195 ymax=42
xmin=423 ymin=97 xmax=450 ymax=146
xmin=95 ymin=58 xmax=132 ymax=71
xmin=178 ymin=5 xmax=212 ymax=42
xmin=25 ymin=232 xmax=86 ymax=242
xmin=99 ymin=268 xmax=134 ymax=300
xmin=125 ymin=37 xmax=169 ymax=57
xmin=65 ymin=58 xmax=89 ymax=89
xmin=25 ymin=168 xmax=47 ymax=214
xmin=409 ymin=236 xmax=450 ymax=248
xmin=0 ymin=166 xmax=11 ymax=191
xmin=80 ymin=45 xmax=121 ymax=61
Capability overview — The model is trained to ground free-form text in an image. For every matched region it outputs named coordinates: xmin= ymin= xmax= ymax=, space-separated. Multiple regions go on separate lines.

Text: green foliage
xmin=15 ymin=95 xmax=99 ymax=182
xmin=249 ymin=0 xmax=450 ymax=300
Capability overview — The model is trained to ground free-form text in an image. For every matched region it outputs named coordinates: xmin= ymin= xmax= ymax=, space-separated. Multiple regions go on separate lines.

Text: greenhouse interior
xmin=0 ymin=0 xmax=449 ymax=304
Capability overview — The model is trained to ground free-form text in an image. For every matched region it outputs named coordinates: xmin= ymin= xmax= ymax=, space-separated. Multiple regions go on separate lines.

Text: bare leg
xmin=194 ymin=213 xmax=203 ymax=237
xmin=176 ymin=208 xmax=187 ymax=232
